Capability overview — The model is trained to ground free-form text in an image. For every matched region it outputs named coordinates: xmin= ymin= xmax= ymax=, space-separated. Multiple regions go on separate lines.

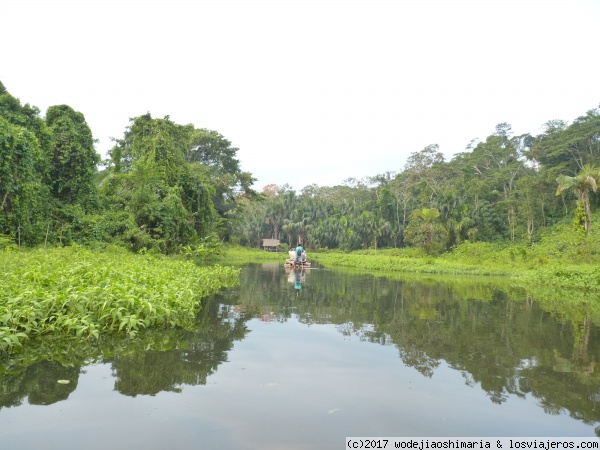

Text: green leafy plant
xmin=0 ymin=246 xmax=240 ymax=353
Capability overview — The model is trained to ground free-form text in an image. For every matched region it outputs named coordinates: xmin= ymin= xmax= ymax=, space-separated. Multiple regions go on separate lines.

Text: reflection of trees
xmin=398 ymin=346 xmax=440 ymax=378
xmin=2 ymin=262 xmax=599 ymax=428
xmin=107 ymin=296 xmax=251 ymax=396
xmin=0 ymin=293 xmax=252 ymax=403
xmin=234 ymin=264 xmax=600 ymax=425
xmin=383 ymin=283 xmax=600 ymax=414
xmin=0 ymin=360 xmax=79 ymax=409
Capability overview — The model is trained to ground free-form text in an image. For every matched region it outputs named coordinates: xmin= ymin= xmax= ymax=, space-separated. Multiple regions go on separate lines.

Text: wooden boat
xmin=284 ymin=258 xmax=311 ymax=269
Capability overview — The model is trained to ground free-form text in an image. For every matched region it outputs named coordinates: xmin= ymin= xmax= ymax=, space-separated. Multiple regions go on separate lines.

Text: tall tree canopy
xmin=235 ymin=112 xmax=600 ymax=254
xmin=46 ymin=105 xmax=100 ymax=209
xmin=0 ymin=83 xmax=255 ymax=252
xmin=3 ymin=80 xmax=599 ymax=255
xmin=0 ymin=84 xmax=52 ymax=245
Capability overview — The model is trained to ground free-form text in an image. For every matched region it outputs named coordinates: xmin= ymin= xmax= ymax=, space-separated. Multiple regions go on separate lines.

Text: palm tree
xmin=411 ymin=208 xmax=441 ymax=245
xmin=556 ymin=164 xmax=600 ymax=233
xmin=282 ymin=220 xmax=300 ymax=247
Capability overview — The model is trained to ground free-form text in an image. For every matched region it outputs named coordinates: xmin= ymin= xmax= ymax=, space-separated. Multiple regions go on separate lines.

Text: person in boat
xmin=295 ymin=244 xmax=304 ymax=263
xmin=288 ymin=247 xmax=296 ymax=261
xmin=301 ymin=250 xmax=307 ymax=264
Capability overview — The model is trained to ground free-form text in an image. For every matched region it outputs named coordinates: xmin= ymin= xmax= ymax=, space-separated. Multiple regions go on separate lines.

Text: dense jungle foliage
xmin=0 ymin=81 xmax=252 ymax=350
xmin=1 ymin=80 xmax=599 ymax=258
xmin=0 ymin=81 xmax=257 ymax=253
xmin=235 ymin=120 xmax=600 ymax=256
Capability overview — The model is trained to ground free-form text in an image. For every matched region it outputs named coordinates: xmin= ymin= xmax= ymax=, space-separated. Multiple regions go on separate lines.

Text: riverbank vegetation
xmin=2 ymin=80 xmax=600 ymax=353
xmin=233 ymin=116 xmax=600 ymax=264
xmin=311 ymin=244 xmax=600 ymax=292
xmin=228 ymin=107 xmax=600 ymax=291
xmin=222 ymin=214 xmax=600 ymax=292
xmin=1 ymin=81 xmax=250 ymax=353
xmin=0 ymin=245 xmax=239 ymax=353
xmin=3 ymin=80 xmax=600 ymax=261
xmin=0 ymin=81 xmax=257 ymax=253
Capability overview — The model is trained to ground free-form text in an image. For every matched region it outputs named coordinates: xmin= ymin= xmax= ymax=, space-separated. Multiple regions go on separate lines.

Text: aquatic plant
xmin=0 ymin=245 xmax=240 ymax=353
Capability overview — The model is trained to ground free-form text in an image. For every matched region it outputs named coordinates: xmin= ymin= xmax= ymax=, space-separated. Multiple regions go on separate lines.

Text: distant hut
xmin=262 ymin=239 xmax=281 ymax=252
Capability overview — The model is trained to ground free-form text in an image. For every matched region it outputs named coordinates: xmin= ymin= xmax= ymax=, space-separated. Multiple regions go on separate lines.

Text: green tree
xmin=103 ymin=114 xmax=218 ymax=253
xmin=403 ymin=208 xmax=447 ymax=255
xmin=529 ymin=110 xmax=600 ymax=182
xmin=0 ymin=117 xmax=42 ymax=244
xmin=388 ymin=172 xmax=418 ymax=230
xmin=0 ymin=82 xmax=52 ymax=162
xmin=111 ymin=116 xmax=257 ymax=242
xmin=0 ymin=83 xmax=52 ymax=245
xmin=46 ymin=105 xmax=100 ymax=210
xmin=403 ymin=144 xmax=447 ymax=202
xmin=185 ymin=128 xmax=257 ymax=239
xmin=556 ymin=164 xmax=600 ymax=233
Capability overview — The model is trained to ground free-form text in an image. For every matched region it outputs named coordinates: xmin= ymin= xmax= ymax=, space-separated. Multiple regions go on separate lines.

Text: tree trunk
xmin=580 ymin=191 xmax=592 ymax=232
xmin=0 ymin=191 xmax=7 ymax=210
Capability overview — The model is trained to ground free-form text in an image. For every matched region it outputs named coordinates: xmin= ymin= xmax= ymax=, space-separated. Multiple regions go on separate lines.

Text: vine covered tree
xmin=46 ymin=104 xmax=100 ymax=210
xmin=0 ymin=83 xmax=52 ymax=245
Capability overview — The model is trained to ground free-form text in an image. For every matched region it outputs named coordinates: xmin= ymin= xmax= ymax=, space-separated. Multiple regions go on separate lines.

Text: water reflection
xmin=235 ymin=264 xmax=600 ymax=427
xmin=0 ymin=296 xmax=250 ymax=407
xmin=286 ymin=266 xmax=307 ymax=294
xmin=1 ymin=263 xmax=599 ymax=434
xmin=0 ymin=360 xmax=79 ymax=407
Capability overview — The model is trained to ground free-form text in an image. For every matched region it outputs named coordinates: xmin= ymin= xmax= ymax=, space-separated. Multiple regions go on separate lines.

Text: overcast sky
xmin=2 ymin=0 xmax=600 ymax=191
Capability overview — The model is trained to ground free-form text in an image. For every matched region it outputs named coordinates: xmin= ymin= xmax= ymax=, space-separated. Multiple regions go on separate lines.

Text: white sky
xmin=2 ymin=0 xmax=600 ymax=191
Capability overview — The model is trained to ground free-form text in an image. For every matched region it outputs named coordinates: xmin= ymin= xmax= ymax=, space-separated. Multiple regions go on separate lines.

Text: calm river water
xmin=1 ymin=263 xmax=599 ymax=449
